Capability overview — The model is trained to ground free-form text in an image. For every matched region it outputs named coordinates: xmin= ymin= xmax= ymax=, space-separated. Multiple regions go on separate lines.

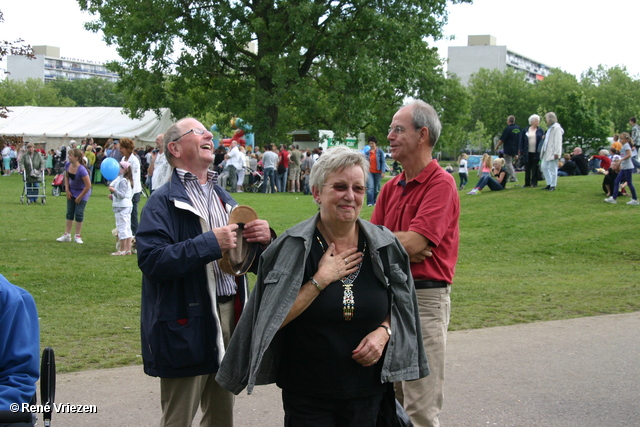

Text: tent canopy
xmin=0 ymin=106 xmax=174 ymax=145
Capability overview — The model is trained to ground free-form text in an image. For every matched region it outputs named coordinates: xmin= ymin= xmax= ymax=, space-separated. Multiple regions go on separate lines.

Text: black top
xmin=276 ymin=228 xmax=389 ymax=399
xmin=559 ymin=160 xmax=578 ymax=176
xmin=571 ymin=153 xmax=589 ymax=175
xmin=500 ymin=124 xmax=522 ymax=156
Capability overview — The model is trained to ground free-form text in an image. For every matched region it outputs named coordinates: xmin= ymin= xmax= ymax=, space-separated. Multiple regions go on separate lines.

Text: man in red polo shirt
xmin=371 ymin=100 xmax=459 ymax=427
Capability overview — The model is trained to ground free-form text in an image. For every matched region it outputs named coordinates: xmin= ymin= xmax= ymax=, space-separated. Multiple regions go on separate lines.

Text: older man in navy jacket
xmin=137 ymin=117 xmax=272 ymax=427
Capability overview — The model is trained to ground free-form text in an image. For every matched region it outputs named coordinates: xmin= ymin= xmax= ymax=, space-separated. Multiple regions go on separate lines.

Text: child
xmin=458 ymin=153 xmax=468 ymax=190
xmin=605 ymin=133 xmax=638 ymax=205
xmin=108 ymin=161 xmax=134 ymax=255
xmin=478 ymin=153 xmax=492 ymax=177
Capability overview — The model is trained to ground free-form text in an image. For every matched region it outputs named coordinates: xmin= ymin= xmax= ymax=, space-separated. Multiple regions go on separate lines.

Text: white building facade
xmin=447 ymin=35 xmax=551 ymax=85
xmin=7 ymin=45 xmax=119 ymax=83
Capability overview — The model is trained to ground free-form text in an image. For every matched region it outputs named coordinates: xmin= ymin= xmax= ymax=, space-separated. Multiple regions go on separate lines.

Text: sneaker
xmin=74 ymin=234 xmax=84 ymax=244
xmin=467 ymin=188 xmax=479 ymax=195
xmin=604 ymin=197 xmax=617 ymax=204
xmin=627 ymin=199 xmax=639 ymax=205
xmin=56 ymin=233 xmax=71 ymax=242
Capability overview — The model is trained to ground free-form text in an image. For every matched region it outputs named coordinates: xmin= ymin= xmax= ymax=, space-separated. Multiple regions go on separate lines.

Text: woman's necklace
xmin=315 ymin=233 xmax=366 ymax=321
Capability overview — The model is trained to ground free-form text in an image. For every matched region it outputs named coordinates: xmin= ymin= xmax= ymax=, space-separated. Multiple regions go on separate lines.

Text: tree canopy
xmin=78 ymin=0 xmax=470 ymax=144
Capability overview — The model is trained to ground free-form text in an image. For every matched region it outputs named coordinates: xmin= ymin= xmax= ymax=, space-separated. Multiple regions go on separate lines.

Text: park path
xmin=46 ymin=312 xmax=639 ymax=427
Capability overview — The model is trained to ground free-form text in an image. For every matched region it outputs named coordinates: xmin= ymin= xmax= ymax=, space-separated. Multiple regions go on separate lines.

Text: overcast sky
xmin=2 ymin=0 xmax=640 ymax=78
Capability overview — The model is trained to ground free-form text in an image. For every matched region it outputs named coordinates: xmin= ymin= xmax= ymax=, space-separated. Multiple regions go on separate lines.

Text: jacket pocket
xmin=388 ymin=264 xmax=408 ymax=287
xmin=157 ymin=316 xmax=214 ymax=370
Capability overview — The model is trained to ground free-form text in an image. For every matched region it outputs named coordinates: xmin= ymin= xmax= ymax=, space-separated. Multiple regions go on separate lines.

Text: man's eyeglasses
xmin=172 ymin=128 xmax=207 ymax=142
xmin=324 ymin=183 xmax=366 ymax=194
xmin=388 ymin=125 xmax=410 ymax=135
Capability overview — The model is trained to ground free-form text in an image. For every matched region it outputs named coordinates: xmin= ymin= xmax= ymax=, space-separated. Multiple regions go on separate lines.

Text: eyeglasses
xmin=324 ymin=183 xmax=366 ymax=194
xmin=172 ymin=128 xmax=206 ymax=142
xmin=388 ymin=125 xmax=411 ymax=135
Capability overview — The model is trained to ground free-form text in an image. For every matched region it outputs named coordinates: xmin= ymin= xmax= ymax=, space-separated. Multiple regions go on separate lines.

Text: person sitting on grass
xmin=604 ymin=133 xmax=637 ymax=205
xmin=591 ymin=149 xmax=612 ymax=174
xmin=557 ymin=153 xmax=578 ymax=176
xmin=467 ymin=158 xmax=507 ymax=195
xmin=602 ymin=155 xmax=627 ymax=198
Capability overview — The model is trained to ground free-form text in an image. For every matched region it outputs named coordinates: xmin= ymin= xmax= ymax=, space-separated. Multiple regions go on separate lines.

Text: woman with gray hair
xmin=540 ymin=112 xmax=564 ymax=191
xmin=519 ymin=114 xmax=544 ymax=187
xmin=217 ymin=145 xmax=428 ymax=425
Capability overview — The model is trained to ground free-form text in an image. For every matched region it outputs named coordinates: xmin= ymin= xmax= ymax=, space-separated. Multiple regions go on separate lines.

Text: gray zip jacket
xmin=216 ymin=214 xmax=429 ymax=395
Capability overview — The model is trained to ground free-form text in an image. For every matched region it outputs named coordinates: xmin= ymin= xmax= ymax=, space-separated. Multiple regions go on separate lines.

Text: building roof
xmin=0 ymin=106 xmax=173 ymax=143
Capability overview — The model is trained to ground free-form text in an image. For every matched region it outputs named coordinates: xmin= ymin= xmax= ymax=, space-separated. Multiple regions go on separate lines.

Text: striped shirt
xmin=176 ymin=168 xmax=237 ymax=297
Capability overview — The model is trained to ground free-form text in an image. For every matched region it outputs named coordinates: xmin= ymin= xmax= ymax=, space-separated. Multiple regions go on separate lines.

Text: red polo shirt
xmin=371 ymin=159 xmax=460 ymax=284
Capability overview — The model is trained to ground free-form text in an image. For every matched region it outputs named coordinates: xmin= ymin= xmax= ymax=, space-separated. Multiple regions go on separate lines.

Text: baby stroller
xmin=243 ymin=167 xmax=264 ymax=193
xmin=21 ymin=169 xmax=47 ymax=205
xmin=51 ymin=161 xmax=65 ymax=197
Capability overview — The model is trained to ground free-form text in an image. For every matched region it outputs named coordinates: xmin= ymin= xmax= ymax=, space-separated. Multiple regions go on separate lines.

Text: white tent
xmin=0 ymin=106 xmax=174 ymax=149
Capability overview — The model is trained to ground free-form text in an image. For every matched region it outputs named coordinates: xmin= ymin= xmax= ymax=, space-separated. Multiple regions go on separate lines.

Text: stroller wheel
xmin=52 ymin=186 xmax=60 ymax=197
xmin=20 ymin=196 xmax=25 ymax=204
xmin=41 ymin=197 xmax=46 ymax=205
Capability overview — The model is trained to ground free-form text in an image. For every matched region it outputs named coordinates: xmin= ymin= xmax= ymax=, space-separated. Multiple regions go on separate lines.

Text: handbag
xmin=377 ymin=383 xmax=413 ymax=427
xmin=28 ymin=155 xmax=40 ymax=178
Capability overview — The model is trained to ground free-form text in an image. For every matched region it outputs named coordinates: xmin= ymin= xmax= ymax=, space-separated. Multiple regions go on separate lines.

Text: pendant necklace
xmin=315 ymin=233 xmax=366 ymax=321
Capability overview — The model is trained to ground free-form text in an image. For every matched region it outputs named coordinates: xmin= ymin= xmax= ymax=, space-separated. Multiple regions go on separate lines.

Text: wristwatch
xmin=379 ymin=325 xmax=391 ymax=337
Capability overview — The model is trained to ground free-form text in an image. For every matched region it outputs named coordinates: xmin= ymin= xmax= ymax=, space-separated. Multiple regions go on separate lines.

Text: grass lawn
xmin=0 ymin=170 xmax=638 ymax=373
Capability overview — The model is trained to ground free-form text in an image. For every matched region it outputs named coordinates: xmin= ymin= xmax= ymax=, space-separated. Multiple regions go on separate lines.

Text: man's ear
xmin=167 ymin=141 xmax=180 ymax=159
xmin=419 ymin=127 xmax=431 ymax=147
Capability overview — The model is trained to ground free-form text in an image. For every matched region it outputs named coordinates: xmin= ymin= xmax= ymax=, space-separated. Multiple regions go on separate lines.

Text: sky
xmin=2 ymin=0 xmax=640 ymax=78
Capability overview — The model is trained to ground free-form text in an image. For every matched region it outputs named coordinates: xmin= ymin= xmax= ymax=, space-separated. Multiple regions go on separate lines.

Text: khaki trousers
xmin=159 ymin=300 xmax=236 ymax=427
xmin=396 ymin=286 xmax=451 ymax=427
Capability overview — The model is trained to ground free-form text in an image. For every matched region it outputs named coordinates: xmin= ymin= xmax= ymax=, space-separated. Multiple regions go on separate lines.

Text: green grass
xmin=0 ymin=171 xmax=638 ymax=373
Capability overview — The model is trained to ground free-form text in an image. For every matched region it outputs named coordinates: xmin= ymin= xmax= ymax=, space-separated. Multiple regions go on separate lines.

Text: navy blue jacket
xmin=137 ymin=170 xmax=251 ymax=378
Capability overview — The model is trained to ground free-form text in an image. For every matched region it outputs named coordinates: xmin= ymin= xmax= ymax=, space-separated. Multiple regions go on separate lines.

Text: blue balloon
xmin=363 ymin=145 xmax=371 ymax=153
xmin=101 ymin=157 xmax=120 ymax=181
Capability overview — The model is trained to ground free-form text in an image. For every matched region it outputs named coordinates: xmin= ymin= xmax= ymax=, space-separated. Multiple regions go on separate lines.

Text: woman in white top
xmin=520 ymin=114 xmax=545 ymax=188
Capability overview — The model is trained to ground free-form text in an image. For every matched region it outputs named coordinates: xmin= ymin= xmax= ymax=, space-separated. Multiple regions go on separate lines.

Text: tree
xmin=0 ymin=78 xmax=75 ymax=107
xmin=581 ymin=65 xmax=640 ymax=133
xmin=49 ymin=77 xmax=126 ymax=107
xmin=430 ymin=73 xmax=471 ymax=158
xmin=0 ymin=10 xmax=34 ymax=118
xmin=534 ymin=69 xmax=611 ymax=151
xmin=467 ymin=68 xmax=534 ymax=141
xmin=78 ymin=0 xmax=471 ymax=144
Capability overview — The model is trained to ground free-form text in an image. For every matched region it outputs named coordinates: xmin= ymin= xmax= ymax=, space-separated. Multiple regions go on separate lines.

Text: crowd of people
xmin=458 ymin=114 xmax=640 ymax=206
xmin=4 ymin=101 xmax=452 ymax=427
xmin=15 ymin=103 xmax=640 ymax=427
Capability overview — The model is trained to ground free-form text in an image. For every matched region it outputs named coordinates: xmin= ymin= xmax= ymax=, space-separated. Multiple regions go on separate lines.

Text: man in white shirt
xmin=148 ymin=134 xmax=171 ymax=193
xmin=226 ymin=141 xmax=243 ymax=193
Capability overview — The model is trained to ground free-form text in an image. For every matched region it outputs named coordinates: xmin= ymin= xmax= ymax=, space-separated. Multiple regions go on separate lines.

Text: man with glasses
xmin=371 ymin=100 xmax=460 ymax=427
xmin=136 ymin=117 xmax=274 ymax=427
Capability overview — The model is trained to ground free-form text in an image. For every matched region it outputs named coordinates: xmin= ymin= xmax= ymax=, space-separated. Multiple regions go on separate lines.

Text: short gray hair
xmin=309 ymin=145 xmax=368 ymax=194
xmin=545 ymin=112 xmax=558 ymax=124
xmin=528 ymin=114 xmax=540 ymax=125
xmin=405 ymin=100 xmax=441 ymax=147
